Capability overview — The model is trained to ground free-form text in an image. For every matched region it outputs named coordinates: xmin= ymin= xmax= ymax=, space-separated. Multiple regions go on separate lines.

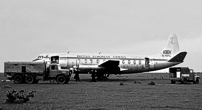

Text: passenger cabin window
xmin=128 ymin=60 xmax=131 ymax=64
xmin=139 ymin=60 xmax=141 ymax=65
xmin=134 ymin=60 xmax=136 ymax=65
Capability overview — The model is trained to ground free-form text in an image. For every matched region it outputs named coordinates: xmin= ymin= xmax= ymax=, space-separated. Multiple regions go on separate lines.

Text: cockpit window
xmin=38 ymin=55 xmax=49 ymax=59
xmin=38 ymin=56 xmax=42 ymax=59
xmin=32 ymin=58 xmax=40 ymax=62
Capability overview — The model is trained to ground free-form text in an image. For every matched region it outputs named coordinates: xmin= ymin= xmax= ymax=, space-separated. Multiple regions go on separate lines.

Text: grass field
xmin=0 ymin=73 xmax=202 ymax=110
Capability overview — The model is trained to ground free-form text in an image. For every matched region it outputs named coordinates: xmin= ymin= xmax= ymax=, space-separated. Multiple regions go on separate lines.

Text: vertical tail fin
xmin=162 ymin=34 xmax=180 ymax=58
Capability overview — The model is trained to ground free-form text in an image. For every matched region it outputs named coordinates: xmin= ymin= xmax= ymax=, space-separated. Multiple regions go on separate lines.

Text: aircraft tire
xmin=25 ymin=75 xmax=35 ymax=84
xmin=13 ymin=75 xmax=23 ymax=84
xmin=171 ymin=80 xmax=176 ymax=84
xmin=56 ymin=75 xmax=67 ymax=84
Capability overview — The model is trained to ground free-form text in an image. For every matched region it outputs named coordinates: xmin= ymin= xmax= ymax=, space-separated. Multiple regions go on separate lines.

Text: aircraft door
xmin=145 ymin=58 xmax=150 ymax=69
xmin=51 ymin=56 xmax=59 ymax=64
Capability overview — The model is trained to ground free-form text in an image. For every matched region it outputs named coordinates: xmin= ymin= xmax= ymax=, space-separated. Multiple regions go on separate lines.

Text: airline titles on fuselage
xmin=77 ymin=55 xmax=126 ymax=59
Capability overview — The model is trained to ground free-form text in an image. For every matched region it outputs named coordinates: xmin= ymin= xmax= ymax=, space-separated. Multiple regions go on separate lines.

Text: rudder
xmin=162 ymin=34 xmax=180 ymax=58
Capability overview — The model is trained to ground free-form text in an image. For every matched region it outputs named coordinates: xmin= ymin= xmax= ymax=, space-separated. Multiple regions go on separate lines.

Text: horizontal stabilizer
xmin=168 ymin=52 xmax=187 ymax=62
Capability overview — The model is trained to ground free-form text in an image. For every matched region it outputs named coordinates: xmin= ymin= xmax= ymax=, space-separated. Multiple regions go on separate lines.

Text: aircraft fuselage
xmin=48 ymin=53 xmax=180 ymax=74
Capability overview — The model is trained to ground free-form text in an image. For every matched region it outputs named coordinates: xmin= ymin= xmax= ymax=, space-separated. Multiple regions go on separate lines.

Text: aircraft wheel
xmin=13 ymin=75 xmax=23 ymax=84
xmin=56 ymin=75 xmax=67 ymax=84
xmin=171 ymin=80 xmax=176 ymax=84
xmin=25 ymin=75 xmax=35 ymax=84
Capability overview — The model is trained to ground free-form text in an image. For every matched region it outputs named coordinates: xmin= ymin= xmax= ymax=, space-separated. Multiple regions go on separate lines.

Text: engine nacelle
xmin=78 ymin=65 xmax=105 ymax=70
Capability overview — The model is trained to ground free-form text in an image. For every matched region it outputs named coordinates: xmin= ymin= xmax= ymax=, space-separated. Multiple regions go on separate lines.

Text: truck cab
xmin=169 ymin=67 xmax=200 ymax=84
xmin=47 ymin=63 xmax=71 ymax=83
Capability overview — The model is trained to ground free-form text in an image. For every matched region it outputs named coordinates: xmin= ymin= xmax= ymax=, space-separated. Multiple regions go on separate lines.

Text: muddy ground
xmin=0 ymin=73 xmax=202 ymax=110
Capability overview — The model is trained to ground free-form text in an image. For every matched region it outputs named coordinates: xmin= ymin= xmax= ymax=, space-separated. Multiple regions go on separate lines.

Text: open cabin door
xmin=51 ymin=56 xmax=59 ymax=64
xmin=145 ymin=58 xmax=155 ymax=69
xmin=145 ymin=58 xmax=150 ymax=69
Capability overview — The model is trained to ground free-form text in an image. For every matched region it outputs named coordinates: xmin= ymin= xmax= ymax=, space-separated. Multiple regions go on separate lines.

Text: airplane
xmin=33 ymin=34 xmax=187 ymax=80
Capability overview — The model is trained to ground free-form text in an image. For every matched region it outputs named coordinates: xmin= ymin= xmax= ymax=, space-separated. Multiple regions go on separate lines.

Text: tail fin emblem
xmin=171 ymin=37 xmax=175 ymax=44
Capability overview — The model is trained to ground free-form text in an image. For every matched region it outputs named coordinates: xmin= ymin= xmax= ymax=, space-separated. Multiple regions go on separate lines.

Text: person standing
xmin=91 ymin=72 xmax=96 ymax=82
xmin=74 ymin=70 xmax=80 ymax=82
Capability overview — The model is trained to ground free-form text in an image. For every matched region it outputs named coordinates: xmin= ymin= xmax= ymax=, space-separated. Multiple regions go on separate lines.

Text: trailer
xmin=169 ymin=67 xmax=200 ymax=84
xmin=4 ymin=61 xmax=72 ymax=84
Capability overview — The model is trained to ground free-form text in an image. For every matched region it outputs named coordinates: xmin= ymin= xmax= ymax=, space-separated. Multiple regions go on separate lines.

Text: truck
xmin=169 ymin=67 xmax=200 ymax=84
xmin=4 ymin=61 xmax=72 ymax=84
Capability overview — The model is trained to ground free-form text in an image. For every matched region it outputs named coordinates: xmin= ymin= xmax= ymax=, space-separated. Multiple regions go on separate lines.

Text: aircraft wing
xmin=99 ymin=60 xmax=119 ymax=67
xmin=98 ymin=60 xmax=125 ymax=73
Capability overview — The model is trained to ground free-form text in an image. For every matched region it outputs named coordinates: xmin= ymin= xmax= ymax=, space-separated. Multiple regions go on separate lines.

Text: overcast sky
xmin=0 ymin=0 xmax=202 ymax=72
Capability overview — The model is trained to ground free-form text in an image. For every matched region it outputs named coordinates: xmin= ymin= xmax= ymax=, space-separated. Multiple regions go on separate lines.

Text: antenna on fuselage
xmin=67 ymin=51 xmax=71 ymax=54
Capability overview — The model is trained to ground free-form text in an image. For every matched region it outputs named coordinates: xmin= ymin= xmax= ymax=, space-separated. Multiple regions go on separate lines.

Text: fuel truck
xmin=4 ymin=61 xmax=72 ymax=84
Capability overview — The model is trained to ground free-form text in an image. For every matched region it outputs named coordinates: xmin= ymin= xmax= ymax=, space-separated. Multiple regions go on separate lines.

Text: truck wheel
xmin=56 ymin=75 xmax=67 ymax=84
xmin=171 ymin=80 xmax=176 ymax=84
xmin=25 ymin=75 xmax=35 ymax=84
xmin=13 ymin=75 xmax=23 ymax=84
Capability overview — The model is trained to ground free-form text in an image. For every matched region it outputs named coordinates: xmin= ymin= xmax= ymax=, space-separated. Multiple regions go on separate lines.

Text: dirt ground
xmin=0 ymin=73 xmax=202 ymax=110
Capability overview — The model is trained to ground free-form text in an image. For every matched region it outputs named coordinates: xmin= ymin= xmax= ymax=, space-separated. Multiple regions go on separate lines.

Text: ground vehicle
xmin=4 ymin=61 xmax=72 ymax=84
xmin=169 ymin=67 xmax=200 ymax=84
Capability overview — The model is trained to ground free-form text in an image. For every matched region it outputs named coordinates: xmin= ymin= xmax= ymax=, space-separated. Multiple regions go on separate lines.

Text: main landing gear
xmin=90 ymin=71 xmax=109 ymax=81
xmin=96 ymin=73 xmax=109 ymax=81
